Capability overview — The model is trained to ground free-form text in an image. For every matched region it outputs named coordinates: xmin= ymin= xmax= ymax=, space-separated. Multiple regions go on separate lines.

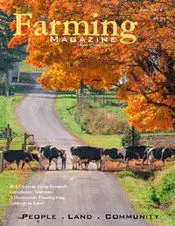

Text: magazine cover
xmin=0 ymin=0 xmax=174 ymax=226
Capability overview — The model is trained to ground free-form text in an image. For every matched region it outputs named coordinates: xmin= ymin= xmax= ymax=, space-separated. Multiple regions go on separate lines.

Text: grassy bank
xmin=0 ymin=171 xmax=29 ymax=225
xmin=115 ymin=163 xmax=175 ymax=226
xmin=0 ymin=95 xmax=24 ymax=149
xmin=54 ymin=94 xmax=123 ymax=148
xmin=0 ymin=94 xmax=31 ymax=225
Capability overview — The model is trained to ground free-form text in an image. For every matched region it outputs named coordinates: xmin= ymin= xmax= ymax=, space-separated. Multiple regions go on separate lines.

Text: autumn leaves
xmin=0 ymin=0 xmax=175 ymax=131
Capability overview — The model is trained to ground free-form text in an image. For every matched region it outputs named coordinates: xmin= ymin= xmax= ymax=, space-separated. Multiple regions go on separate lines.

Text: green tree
xmin=0 ymin=10 xmax=26 ymax=96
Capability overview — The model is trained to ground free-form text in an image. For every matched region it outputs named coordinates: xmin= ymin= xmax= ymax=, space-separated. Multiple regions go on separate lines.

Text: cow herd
xmin=71 ymin=146 xmax=175 ymax=170
xmin=2 ymin=145 xmax=175 ymax=171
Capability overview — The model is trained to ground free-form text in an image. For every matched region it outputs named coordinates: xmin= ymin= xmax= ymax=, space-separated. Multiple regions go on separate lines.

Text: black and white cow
xmin=70 ymin=146 xmax=102 ymax=170
xmin=38 ymin=146 xmax=64 ymax=170
xmin=143 ymin=147 xmax=175 ymax=168
xmin=125 ymin=146 xmax=148 ymax=167
xmin=3 ymin=150 xmax=40 ymax=169
xmin=101 ymin=148 xmax=123 ymax=170
xmin=101 ymin=146 xmax=148 ymax=170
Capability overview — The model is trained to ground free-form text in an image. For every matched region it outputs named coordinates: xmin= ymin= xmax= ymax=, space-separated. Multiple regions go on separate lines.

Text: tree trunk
xmin=79 ymin=79 xmax=84 ymax=116
xmin=131 ymin=126 xmax=136 ymax=146
xmin=4 ymin=70 xmax=10 ymax=97
xmin=170 ymin=108 xmax=175 ymax=131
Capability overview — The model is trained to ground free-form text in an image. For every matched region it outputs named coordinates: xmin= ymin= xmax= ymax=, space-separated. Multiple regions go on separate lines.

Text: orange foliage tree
xmin=0 ymin=0 xmax=174 ymax=131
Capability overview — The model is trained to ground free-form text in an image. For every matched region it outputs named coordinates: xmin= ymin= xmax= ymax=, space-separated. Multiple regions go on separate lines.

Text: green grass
xmin=54 ymin=94 xmax=123 ymax=148
xmin=0 ymin=170 xmax=29 ymax=225
xmin=0 ymin=95 xmax=24 ymax=149
xmin=0 ymin=94 xmax=32 ymax=225
xmin=20 ymin=61 xmax=44 ymax=73
xmin=115 ymin=163 xmax=175 ymax=226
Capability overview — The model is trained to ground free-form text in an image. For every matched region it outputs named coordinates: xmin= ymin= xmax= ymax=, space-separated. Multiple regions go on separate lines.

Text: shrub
xmin=149 ymin=171 xmax=175 ymax=207
xmin=76 ymin=106 xmax=129 ymax=135
xmin=156 ymin=171 xmax=175 ymax=205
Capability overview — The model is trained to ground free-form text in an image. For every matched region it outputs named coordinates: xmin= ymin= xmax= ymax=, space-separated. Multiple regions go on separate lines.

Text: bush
xmin=149 ymin=171 xmax=175 ymax=207
xmin=77 ymin=106 xmax=129 ymax=135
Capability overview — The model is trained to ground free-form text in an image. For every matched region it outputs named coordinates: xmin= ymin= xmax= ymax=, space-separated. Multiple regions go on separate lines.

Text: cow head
xmin=102 ymin=148 xmax=124 ymax=160
xmin=31 ymin=153 xmax=40 ymax=162
xmin=24 ymin=152 xmax=40 ymax=163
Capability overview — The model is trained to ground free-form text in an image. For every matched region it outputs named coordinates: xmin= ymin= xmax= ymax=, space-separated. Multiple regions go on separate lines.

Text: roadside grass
xmin=0 ymin=94 xmax=34 ymax=225
xmin=54 ymin=94 xmax=123 ymax=148
xmin=0 ymin=170 xmax=32 ymax=225
xmin=0 ymin=95 xmax=24 ymax=149
xmin=114 ymin=163 xmax=175 ymax=226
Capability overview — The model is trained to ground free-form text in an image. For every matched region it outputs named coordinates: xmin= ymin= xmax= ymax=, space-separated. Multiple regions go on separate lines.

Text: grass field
xmin=114 ymin=163 xmax=175 ymax=226
xmin=0 ymin=95 xmax=24 ymax=149
xmin=0 ymin=169 xmax=33 ymax=226
xmin=0 ymin=94 xmax=31 ymax=225
xmin=54 ymin=94 xmax=123 ymax=148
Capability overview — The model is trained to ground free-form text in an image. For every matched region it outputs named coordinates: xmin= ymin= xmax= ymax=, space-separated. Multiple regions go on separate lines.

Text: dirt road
xmin=4 ymin=90 xmax=148 ymax=226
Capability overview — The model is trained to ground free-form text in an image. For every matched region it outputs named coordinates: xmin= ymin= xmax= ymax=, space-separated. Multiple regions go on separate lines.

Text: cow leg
xmin=3 ymin=160 xmax=8 ymax=169
xmin=96 ymin=160 xmax=101 ymax=171
xmin=16 ymin=161 xmax=20 ymax=170
xmin=85 ymin=162 xmax=89 ymax=170
xmin=27 ymin=161 xmax=33 ymax=170
xmin=149 ymin=157 xmax=154 ymax=170
xmin=101 ymin=159 xmax=106 ymax=171
xmin=97 ymin=160 xmax=102 ymax=171
xmin=77 ymin=161 xmax=81 ymax=170
xmin=115 ymin=159 xmax=125 ymax=171
xmin=72 ymin=157 xmax=77 ymax=170
xmin=39 ymin=156 xmax=45 ymax=170
xmin=115 ymin=161 xmax=122 ymax=171
xmin=125 ymin=158 xmax=130 ymax=170
xmin=21 ymin=161 xmax=25 ymax=169
xmin=4 ymin=161 xmax=13 ymax=170
xmin=142 ymin=155 xmax=147 ymax=167
xmin=47 ymin=159 xmax=52 ymax=171
xmin=162 ymin=160 xmax=165 ymax=169
xmin=53 ymin=158 xmax=58 ymax=170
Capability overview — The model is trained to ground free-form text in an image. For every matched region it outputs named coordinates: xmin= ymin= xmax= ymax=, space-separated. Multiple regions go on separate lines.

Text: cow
xmin=125 ymin=146 xmax=148 ymax=167
xmin=101 ymin=146 xmax=148 ymax=170
xmin=38 ymin=146 xmax=64 ymax=171
xmin=101 ymin=148 xmax=123 ymax=170
xmin=3 ymin=150 xmax=40 ymax=170
xmin=70 ymin=146 xmax=102 ymax=170
xmin=143 ymin=147 xmax=175 ymax=169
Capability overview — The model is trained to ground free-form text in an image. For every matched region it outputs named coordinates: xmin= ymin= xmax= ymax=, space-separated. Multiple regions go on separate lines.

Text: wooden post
xmin=0 ymin=151 xmax=3 ymax=173
xmin=4 ymin=124 xmax=12 ymax=151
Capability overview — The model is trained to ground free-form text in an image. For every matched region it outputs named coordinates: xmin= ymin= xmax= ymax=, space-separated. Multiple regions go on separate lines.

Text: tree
xmin=1 ymin=0 xmax=174 ymax=131
xmin=116 ymin=0 xmax=175 ymax=130
xmin=0 ymin=9 xmax=26 ymax=96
